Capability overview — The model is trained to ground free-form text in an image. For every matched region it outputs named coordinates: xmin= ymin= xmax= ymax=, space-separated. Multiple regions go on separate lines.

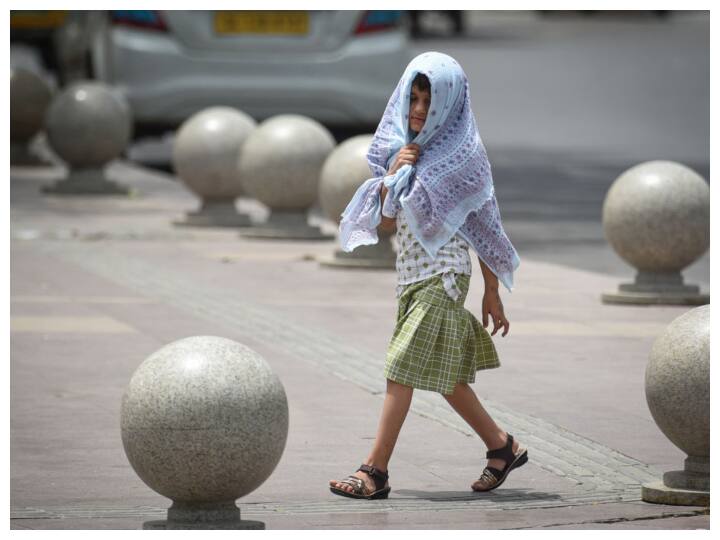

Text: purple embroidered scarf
xmin=338 ymin=51 xmax=519 ymax=291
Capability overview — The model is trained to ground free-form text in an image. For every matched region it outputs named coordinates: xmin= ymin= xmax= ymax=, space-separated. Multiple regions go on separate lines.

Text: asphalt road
xmin=431 ymin=11 xmax=708 ymax=165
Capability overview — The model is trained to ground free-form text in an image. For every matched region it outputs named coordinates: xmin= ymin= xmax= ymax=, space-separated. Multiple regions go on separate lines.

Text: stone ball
xmin=45 ymin=81 xmax=132 ymax=168
xmin=10 ymin=68 xmax=52 ymax=143
xmin=239 ymin=114 xmax=336 ymax=210
xmin=319 ymin=135 xmax=374 ymax=224
xmin=121 ymin=336 xmax=289 ymax=503
xmin=602 ymin=161 xmax=709 ymax=273
xmin=173 ymin=107 xmax=257 ymax=199
xmin=45 ymin=81 xmax=132 ymax=169
xmin=645 ymin=305 xmax=709 ymax=458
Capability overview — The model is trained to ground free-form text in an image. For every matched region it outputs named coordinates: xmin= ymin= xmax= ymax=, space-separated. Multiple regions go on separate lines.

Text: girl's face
xmin=409 ymin=83 xmax=431 ymax=133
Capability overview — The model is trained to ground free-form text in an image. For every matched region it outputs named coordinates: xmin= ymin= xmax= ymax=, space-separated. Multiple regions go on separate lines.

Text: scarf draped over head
xmin=338 ymin=51 xmax=520 ymax=292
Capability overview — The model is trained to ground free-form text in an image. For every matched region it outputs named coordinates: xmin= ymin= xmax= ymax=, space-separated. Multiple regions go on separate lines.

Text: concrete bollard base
xmin=142 ymin=501 xmax=264 ymax=530
xmin=319 ymin=240 xmax=396 ymax=269
xmin=143 ymin=519 xmax=264 ymax=530
xmin=174 ymin=200 xmax=252 ymax=228
xmin=602 ymin=270 xmax=709 ymax=305
xmin=318 ymin=255 xmax=396 ymax=269
xmin=239 ymin=210 xmax=333 ymax=240
xmin=663 ymin=469 xmax=709 ymax=491
xmin=42 ymin=168 xmax=131 ymax=196
xmin=641 ymin=480 xmax=709 ymax=506
xmin=601 ymin=290 xmax=709 ymax=305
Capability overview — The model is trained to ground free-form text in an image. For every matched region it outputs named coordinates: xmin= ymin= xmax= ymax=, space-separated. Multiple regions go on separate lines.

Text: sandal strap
xmin=338 ymin=475 xmax=366 ymax=494
xmin=358 ymin=464 xmax=389 ymax=490
xmin=486 ymin=434 xmax=515 ymax=463
xmin=482 ymin=467 xmax=504 ymax=482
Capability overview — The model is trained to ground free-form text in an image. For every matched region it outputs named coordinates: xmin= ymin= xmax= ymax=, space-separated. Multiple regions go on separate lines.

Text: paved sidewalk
xmin=10 ymin=160 xmax=709 ymax=529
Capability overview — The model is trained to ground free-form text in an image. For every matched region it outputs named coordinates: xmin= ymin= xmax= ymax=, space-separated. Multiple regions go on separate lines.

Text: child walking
xmin=330 ymin=52 xmax=525 ymax=499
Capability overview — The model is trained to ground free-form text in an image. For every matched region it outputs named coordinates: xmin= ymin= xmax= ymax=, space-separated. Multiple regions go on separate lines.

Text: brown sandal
xmin=473 ymin=434 xmax=528 ymax=492
xmin=330 ymin=464 xmax=391 ymax=500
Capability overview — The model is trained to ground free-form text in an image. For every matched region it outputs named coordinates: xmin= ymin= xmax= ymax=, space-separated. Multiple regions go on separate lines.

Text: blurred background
xmin=10 ymin=9 xmax=709 ymax=285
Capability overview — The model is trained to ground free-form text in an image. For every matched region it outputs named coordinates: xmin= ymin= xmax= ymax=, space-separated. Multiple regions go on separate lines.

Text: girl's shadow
xmin=393 ymin=488 xmax=562 ymax=502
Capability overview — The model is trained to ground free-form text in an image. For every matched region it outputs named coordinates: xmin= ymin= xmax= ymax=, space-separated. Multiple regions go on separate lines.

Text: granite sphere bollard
xmin=601 ymin=161 xmax=709 ymax=305
xmin=121 ymin=336 xmax=289 ymax=529
xmin=173 ymin=107 xmax=257 ymax=228
xmin=10 ymin=68 xmax=53 ymax=166
xmin=318 ymin=134 xmax=395 ymax=268
xmin=238 ymin=114 xmax=336 ymax=239
xmin=642 ymin=305 xmax=709 ymax=506
xmin=43 ymin=81 xmax=132 ymax=195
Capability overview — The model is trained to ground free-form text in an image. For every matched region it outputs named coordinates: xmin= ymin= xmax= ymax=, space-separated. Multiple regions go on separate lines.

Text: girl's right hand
xmin=387 ymin=144 xmax=421 ymax=175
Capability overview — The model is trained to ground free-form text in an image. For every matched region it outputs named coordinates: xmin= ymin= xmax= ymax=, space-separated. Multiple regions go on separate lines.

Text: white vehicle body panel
xmin=92 ymin=10 xmax=412 ymax=128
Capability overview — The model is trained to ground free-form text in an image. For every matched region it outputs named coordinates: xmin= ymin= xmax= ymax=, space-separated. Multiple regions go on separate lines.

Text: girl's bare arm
xmin=478 ymin=258 xmax=510 ymax=337
xmin=379 ymin=184 xmax=396 ymax=232
xmin=479 ymin=258 xmax=499 ymax=291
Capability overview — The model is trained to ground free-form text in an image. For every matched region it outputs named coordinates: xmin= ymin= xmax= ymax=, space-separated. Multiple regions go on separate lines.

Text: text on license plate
xmin=214 ymin=11 xmax=309 ymax=35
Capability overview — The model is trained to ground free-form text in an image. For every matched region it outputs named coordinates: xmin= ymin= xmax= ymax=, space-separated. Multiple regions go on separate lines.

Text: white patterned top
xmin=395 ymin=208 xmax=473 ymax=300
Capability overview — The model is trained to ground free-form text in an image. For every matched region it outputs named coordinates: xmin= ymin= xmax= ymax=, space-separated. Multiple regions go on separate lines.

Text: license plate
xmin=214 ymin=11 xmax=309 ymax=35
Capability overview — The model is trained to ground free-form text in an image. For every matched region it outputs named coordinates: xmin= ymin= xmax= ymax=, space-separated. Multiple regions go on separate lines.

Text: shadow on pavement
xmin=393 ymin=488 xmax=562 ymax=502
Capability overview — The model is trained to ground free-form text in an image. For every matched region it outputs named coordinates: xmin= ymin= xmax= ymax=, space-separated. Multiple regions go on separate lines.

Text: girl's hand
xmin=387 ymin=144 xmax=421 ymax=175
xmin=482 ymin=287 xmax=510 ymax=337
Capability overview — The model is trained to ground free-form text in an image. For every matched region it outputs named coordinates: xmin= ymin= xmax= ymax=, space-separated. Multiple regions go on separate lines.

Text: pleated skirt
xmin=384 ymin=273 xmax=500 ymax=395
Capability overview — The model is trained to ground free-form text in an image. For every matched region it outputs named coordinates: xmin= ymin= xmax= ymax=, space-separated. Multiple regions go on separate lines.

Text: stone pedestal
xmin=172 ymin=107 xmax=257 ymax=228
xmin=143 ymin=501 xmax=264 ymax=530
xmin=641 ymin=305 xmax=709 ymax=506
xmin=239 ymin=209 xmax=330 ymax=240
xmin=602 ymin=271 xmax=709 ymax=305
xmin=601 ymin=161 xmax=709 ymax=305
xmin=43 ymin=82 xmax=132 ymax=195
xmin=173 ymin=200 xmax=251 ymax=228
xmin=319 ymin=236 xmax=396 ymax=269
xmin=643 ymin=474 xmax=709 ymax=506
xmin=121 ymin=336 xmax=289 ymax=529
xmin=42 ymin=168 xmax=130 ymax=195
xmin=238 ymin=115 xmax=335 ymax=240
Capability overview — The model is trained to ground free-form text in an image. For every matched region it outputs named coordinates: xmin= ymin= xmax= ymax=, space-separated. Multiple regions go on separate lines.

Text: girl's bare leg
xmin=443 ymin=382 xmax=520 ymax=476
xmin=330 ymin=379 xmax=413 ymax=493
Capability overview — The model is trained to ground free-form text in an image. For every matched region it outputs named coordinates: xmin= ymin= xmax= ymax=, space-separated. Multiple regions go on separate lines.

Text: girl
xmin=330 ymin=52 xmax=525 ymax=499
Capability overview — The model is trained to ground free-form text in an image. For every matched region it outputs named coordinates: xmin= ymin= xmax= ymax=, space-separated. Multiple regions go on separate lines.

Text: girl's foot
xmin=329 ymin=470 xmax=375 ymax=494
xmin=472 ymin=433 xmax=527 ymax=492
xmin=329 ymin=464 xmax=390 ymax=499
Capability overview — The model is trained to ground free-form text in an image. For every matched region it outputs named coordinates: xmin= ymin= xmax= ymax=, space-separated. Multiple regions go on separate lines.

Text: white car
xmin=88 ymin=10 xmax=412 ymax=138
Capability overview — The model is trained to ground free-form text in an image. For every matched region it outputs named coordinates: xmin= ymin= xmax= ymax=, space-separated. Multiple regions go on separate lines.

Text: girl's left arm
xmin=479 ymin=258 xmax=510 ymax=337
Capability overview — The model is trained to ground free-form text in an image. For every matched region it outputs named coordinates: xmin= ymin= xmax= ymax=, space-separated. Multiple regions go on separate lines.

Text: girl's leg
xmin=366 ymin=379 xmax=414 ymax=470
xmin=330 ymin=379 xmax=413 ymax=493
xmin=443 ymin=382 xmax=520 ymax=475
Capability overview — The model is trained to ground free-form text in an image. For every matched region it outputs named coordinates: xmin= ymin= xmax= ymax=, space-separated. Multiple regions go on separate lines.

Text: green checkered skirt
xmin=384 ymin=273 xmax=500 ymax=394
